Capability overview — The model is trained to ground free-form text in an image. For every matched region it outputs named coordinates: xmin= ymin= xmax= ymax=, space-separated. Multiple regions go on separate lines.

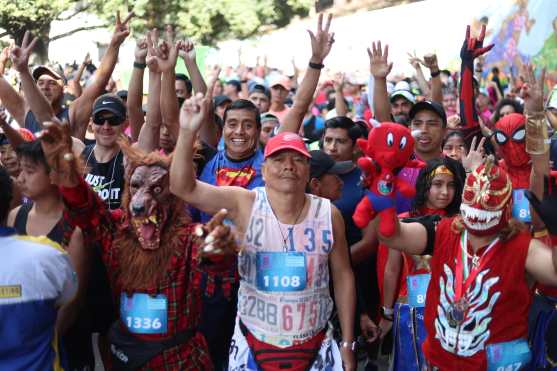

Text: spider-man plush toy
xmin=352 ymin=123 xmax=424 ymax=237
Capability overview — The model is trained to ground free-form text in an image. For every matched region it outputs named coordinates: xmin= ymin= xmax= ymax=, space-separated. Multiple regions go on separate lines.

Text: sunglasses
xmin=492 ymin=125 xmax=525 ymax=145
xmin=93 ymin=115 xmax=123 ymax=126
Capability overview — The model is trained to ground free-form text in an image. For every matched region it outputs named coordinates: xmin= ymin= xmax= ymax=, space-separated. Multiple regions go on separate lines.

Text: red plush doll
xmin=353 ymin=123 xmax=423 ymax=237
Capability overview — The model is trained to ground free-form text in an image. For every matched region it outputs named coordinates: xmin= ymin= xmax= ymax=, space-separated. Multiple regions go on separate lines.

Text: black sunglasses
xmin=93 ymin=114 xmax=123 ymax=126
xmin=492 ymin=125 xmax=525 ymax=145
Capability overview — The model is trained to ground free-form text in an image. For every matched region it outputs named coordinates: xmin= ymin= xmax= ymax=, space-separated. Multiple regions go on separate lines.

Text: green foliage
xmin=0 ymin=0 xmax=311 ymax=47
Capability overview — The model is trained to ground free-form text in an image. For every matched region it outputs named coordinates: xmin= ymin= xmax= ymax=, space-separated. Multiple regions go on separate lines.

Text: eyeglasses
xmin=492 ymin=125 xmax=525 ymax=145
xmin=93 ymin=115 xmax=123 ymax=126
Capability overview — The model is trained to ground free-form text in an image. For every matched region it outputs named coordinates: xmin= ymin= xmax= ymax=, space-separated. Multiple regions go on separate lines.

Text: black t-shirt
xmin=82 ymin=144 xmax=125 ymax=210
xmin=25 ymin=107 xmax=70 ymax=135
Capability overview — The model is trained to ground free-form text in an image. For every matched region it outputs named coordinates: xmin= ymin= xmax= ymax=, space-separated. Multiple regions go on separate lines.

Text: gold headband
xmin=431 ymin=165 xmax=453 ymax=178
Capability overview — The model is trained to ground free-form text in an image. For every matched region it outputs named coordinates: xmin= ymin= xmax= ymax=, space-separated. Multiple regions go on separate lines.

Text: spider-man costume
xmin=493 ymin=113 xmax=530 ymax=189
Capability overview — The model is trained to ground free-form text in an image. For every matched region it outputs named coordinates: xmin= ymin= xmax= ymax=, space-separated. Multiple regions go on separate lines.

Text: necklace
xmin=269 ymin=196 xmax=307 ymax=252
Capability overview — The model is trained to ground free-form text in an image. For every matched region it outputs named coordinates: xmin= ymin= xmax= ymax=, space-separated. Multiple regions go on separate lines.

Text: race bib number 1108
xmin=256 ymin=252 xmax=307 ymax=292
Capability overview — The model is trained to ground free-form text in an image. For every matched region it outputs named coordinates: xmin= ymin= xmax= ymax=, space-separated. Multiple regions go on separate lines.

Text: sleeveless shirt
xmin=238 ymin=187 xmax=334 ymax=347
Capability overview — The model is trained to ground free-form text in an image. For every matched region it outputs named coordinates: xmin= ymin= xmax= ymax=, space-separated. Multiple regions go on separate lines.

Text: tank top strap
xmin=13 ymin=202 xmax=33 ymax=235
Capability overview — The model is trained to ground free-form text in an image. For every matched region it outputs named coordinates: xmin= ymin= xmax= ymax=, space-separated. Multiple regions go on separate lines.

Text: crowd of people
xmin=0 ymin=9 xmax=557 ymax=371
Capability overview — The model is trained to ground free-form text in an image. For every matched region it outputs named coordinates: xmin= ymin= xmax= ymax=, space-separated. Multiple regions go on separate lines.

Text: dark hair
xmin=492 ymin=98 xmax=523 ymax=123
xmin=223 ymin=99 xmax=261 ymax=128
xmin=0 ymin=166 xmax=13 ymax=224
xmin=324 ymin=116 xmax=364 ymax=145
xmin=175 ymin=73 xmax=193 ymax=95
xmin=442 ymin=130 xmax=468 ymax=151
xmin=15 ymin=140 xmax=50 ymax=171
xmin=411 ymin=157 xmax=465 ymax=217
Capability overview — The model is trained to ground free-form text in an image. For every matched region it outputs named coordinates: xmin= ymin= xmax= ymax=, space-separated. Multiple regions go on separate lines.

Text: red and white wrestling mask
xmin=493 ymin=113 xmax=529 ymax=168
xmin=460 ymin=159 xmax=513 ymax=236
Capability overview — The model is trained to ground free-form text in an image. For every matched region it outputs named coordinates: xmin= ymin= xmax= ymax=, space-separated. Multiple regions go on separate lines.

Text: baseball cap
xmin=268 ymin=75 xmax=290 ymax=91
xmin=390 ymin=89 xmax=416 ymax=104
xmin=226 ymin=79 xmax=242 ymax=92
xmin=409 ymin=100 xmax=447 ymax=126
xmin=92 ymin=94 xmax=127 ymax=122
xmin=264 ymin=132 xmax=310 ymax=159
xmin=260 ymin=112 xmax=279 ymax=125
xmin=310 ymin=150 xmax=353 ymax=179
xmin=32 ymin=65 xmax=66 ymax=84
xmin=249 ymin=84 xmax=271 ymax=99
xmin=116 ymin=90 xmax=128 ymax=101
xmin=214 ymin=95 xmax=232 ymax=108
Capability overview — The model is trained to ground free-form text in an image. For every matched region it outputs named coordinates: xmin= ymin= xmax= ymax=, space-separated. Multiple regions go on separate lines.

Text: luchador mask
xmin=493 ymin=113 xmax=529 ymax=168
xmin=460 ymin=159 xmax=513 ymax=236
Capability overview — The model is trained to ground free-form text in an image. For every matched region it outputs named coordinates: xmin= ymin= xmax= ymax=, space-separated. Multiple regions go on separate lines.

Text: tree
xmin=0 ymin=0 xmax=311 ymax=62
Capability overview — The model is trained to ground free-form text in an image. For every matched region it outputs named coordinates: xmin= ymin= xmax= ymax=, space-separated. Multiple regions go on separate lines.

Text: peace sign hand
xmin=110 ymin=11 xmax=134 ymax=47
xmin=308 ymin=13 xmax=334 ymax=64
xmin=10 ymin=31 xmax=38 ymax=73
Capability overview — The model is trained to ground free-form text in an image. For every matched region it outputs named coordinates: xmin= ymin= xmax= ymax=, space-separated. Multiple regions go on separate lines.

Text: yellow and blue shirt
xmin=0 ymin=227 xmax=77 ymax=371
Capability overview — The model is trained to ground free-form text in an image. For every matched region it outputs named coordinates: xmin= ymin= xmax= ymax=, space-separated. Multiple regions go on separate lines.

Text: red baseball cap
xmin=264 ymin=132 xmax=311 ymax=159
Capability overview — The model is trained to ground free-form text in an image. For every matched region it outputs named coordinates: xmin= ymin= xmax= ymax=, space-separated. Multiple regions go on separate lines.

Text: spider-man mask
xmin=460 ymin=160 xmax=513 ymax=236
xmin=493 ymin=113 xmax=529 ymax=168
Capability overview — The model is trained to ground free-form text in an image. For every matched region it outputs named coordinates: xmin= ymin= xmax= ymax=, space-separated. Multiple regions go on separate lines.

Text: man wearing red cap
xmin=170 ymin=77 xmax=356 ymax=371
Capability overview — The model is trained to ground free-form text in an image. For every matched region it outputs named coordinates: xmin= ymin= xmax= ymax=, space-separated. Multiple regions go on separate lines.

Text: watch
xmin=381 ymin=306 xmax=394 ymax=321
xmin=339 ymin=340 xmax=356 ymax=351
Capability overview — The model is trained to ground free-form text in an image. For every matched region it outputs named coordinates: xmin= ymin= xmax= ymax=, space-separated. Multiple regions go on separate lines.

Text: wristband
xmin=430 ymin=70 xmax=441 ymax=78
xmin=309 ymin=61 xmax=324 ymax=70
xmin=381 ymin=306 xmax=394 ymax=321
xmin=339 ymin=340 xmax=356 ymax=351
xmin=532 ymin=228 xmax=548 ymax=239
xmin=133 ymin=62 xmax=147 ymax=69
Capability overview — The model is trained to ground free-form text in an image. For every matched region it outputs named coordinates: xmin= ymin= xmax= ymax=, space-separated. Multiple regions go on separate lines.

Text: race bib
xmin=120 ymin=293 xmax=168 ymax=334
xmin=407 ymin=274 xmax=431 ymax=308
xmin=512 ymin=189 xmax=531 ymax=223
xmin=256 ymin=252 xmax=307 ymax=292
xmin=486 ymin=339 xmax=531 ymax=371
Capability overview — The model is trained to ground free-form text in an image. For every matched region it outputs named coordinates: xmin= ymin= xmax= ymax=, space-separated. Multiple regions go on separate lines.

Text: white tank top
xmin=238 ymin=187 xmax=334 ymax=347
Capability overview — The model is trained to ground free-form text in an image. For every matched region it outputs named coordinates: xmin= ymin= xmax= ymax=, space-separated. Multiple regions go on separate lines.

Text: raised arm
xmin=372 ymin=214 xmax=430 ymax=255
xmin=459 ymin=25 xmax=494 ymax=129
xmin=423 ymin=53 xmax=442 ymax=103
xmin=69 ymin=11 xmax=133 ymax=139
xmin=333 ymin=72 xmax=348 ymax=117
xmin=280 ymin=13 xmax=335 ymax=133
xmin=408 ymin=52 xmax=430 ymax=98
xmin=0 ymin=46 xmax=9 ymax=76
xmin=0 ymin=110 xmax=25 ymax=148
xmin=11 ymin=31 xmax=54 ymax=125
xmin=180 ymin=38 xmax=207 ymax=95
xmin=169 ymin=74 xmax=251 ymax=225
xmin=38 ymin=119 xmax=116 ymax=249
xmin=368 ymin=41 xmax=393 ymax=123
xmin=138 ymin=29 xmax=165 ymax=152
xmin=158 ymin=27 xmax=180 ymax=146
xmin=0 ymin=77 xmax=26 ymax=126
xmin=178 ymin=38 xmax=217 ymax=146
xmin=127 ymin=38 xmax=148 ymax=142
xmin=67 ymin=53 xmax=91 ymax=99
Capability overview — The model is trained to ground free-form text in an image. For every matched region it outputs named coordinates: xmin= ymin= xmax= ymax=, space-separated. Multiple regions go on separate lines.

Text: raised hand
xmin=333 ymin=72 xmax=345 ymax=91
xmin=460 ymin=24 xmax=494 ymax=64
xmin=37 ymin=118 xmax=77 ymax=187
xmin=110 ymin=10 xmax=134 ymax=47
xmin=179 ymin=68 xmax=220 ymax=131
xmin=178 ymin=38 xmax=196 ymax=62
xmin=83 ymin=52 xmax=92 ymax=66
xmin=461 ymin=135 xmax=486 ymax=173
xmin=422 ymin=53 xmax=439 ymax=71
xmin=134 ymin=38 xmax=148 ymax=63
xmin=308 ymin=13 xmax=334 ymax=64
xmin=9 ymin=31 xmax=38 ymax=73
xmin=147 ymin=26 xmax=180 ymax=73
xmin=367 ymin=41 xmax=392 ymax=79
xmin=520 ymin=63 xmax=546 ymax=113
xmin=407 ymin=51 xmax=422 ymax=69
